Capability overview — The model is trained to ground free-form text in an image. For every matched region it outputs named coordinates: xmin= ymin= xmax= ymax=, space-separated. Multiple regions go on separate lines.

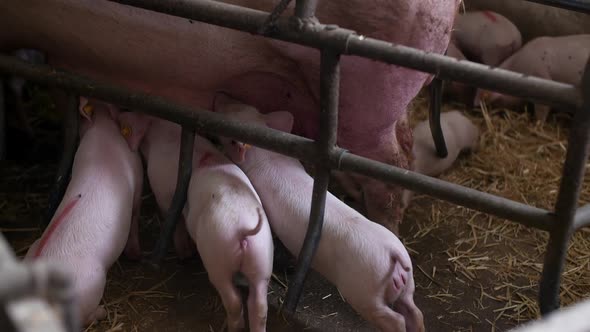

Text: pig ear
xmin=117 ymin=112 xmax=151 ymax=152
xmin=212 ymin=91 xmax=241 ymax=113
xmin=78 ymin=97 xmax=94 ymax=123
xmin=264 ymin=111 xmax=294 ymax=133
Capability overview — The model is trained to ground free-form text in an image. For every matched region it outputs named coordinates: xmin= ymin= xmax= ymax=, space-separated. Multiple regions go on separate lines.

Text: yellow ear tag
xmin=82 ymin=104 xmax=94 ymax=118
xmin=243 ymin=144 xmax=252 ymax=150
xmin=121 ymin=124 xmax=132 ymax=138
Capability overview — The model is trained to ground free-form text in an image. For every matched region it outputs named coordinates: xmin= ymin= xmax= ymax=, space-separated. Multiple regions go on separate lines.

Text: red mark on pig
xmin=33 ymin=194 xmax=82 ymax=258
xmin=198 ymin=152 xmax=216 ymax=168
xmin=482 ymin=11 xmax=497 ymax=23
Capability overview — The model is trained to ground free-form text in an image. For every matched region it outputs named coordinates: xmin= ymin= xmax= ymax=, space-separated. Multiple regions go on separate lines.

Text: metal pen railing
xmin=1 ymin=0 xmax=589 ymax=329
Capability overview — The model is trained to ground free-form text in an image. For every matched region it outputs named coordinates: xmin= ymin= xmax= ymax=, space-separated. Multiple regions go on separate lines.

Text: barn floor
xmin=2 ymin=90 xmax=590 ymax=332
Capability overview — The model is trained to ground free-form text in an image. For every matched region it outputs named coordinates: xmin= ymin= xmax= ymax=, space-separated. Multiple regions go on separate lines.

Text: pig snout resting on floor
xmin=402 ymin=111 xmax=479 ymax=211
xmin=24 ymin=97 xmax=144 ymax=326
xmin=213 ymin=96 xmax=423 ymax=332
xmin=474 ymin=34 xmax=590 ymax=122
xmin=117 ymin=112 xmax=196 ymax=259
xmin=452 ymin=10 xmax=522 ymax=67
xmin=185 ymin=136 xmax=274 ymax=332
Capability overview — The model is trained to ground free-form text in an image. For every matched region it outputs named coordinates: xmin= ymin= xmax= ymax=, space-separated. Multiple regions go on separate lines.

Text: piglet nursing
xmin=25 ymin=98 xmax=144 ymax=326
xmin=117 ymin=113 xmax=196 ymax=259
xmin=183 ymin=135 xmax=273 ymax=332
xmin=213 ymin=96 xmax=423 ymax=332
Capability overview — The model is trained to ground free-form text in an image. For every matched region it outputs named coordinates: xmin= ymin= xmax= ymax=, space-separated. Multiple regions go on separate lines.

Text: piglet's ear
xmin=117 ymin=112 xmax=151 ymax=152
xmin=212 ymin=91 xmax=241 ymax=113
xmin=78 ymin=97 xmax=94 ymax=123
xmin=265 ymin=111 xmax=294 ymax=133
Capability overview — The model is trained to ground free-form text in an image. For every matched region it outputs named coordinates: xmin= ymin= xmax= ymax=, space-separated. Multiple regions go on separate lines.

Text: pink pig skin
xmin=24 ymin=98 xmax=144 ymax=326
xmin=452 ymin=11 xmax=523 ymax=67
xmin=474 ymin=34 xmax=590 ymax=122
xmin=213 ymin=98 xmax=424 ymax=332
xmin=0 ymin=0 xmax=461 ymax=233
xmin=117 ymin=113 xmax=197 ymax=259
xmin=401 ymin=111 xmax=479 ymax=212
xmin=183 ymin=135 xmax=274 ymax=332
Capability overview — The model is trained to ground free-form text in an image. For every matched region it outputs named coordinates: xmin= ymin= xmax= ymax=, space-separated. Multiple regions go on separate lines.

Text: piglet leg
xmin=534 ymin=103 xmax=551 ymax=124
xmin=247 ymin=280 xmax=270 ymax=332
xmin=369 ymin=306 xmax=406 ymax=332
xmin=173 ymin=217 xmax=197 ymax=260
xmin=124 ymin=176 xmax=144 ymax=260
xmin=215 ymin=279 xmax=246 ymax=332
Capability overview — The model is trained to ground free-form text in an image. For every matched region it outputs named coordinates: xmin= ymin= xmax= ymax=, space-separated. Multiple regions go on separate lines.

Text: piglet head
xmin=117 ymin=112 xmax=153 ymax=152
xmin=78 ymin=97 xmax=122 ymax=137
xmin=212 ymin=92 xmax=294 ymax=163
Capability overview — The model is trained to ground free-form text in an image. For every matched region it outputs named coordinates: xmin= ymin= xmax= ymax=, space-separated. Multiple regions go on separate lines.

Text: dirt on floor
xmin=1 ymin=89 xmax=590 ymax=332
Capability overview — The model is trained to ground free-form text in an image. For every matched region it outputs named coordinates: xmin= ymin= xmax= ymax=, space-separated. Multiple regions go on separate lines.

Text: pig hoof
xmin=84 ymin=306 xmax=107 ymax=326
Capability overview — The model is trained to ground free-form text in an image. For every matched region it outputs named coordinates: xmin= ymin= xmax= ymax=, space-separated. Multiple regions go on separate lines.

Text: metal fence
xmin=0 ymin=0 xmax=589 ymax=330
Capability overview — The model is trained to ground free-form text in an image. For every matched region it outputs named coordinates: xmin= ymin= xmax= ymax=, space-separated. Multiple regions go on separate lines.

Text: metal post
xmin=295 ymin=0 xmax=319 ymax=19
xmin=44 ymin=92 xmax=79 ymax=226
xmin=429 ymin=75 xmax=448 ymax=158
xmin=0 ymin=79 xmax=5 ymax=160
xmin=149 ymin=126 xmax=195 ymax=267
xmin=539 ymin=57 xmax=590 ymax=315
xmin=284 ymin=49 xmax=340 ymax=313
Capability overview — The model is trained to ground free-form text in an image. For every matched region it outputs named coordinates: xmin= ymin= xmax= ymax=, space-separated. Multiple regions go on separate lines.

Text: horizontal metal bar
xmin=334 ymin=153 xmax=554 ymax=231
xmin=110 ymin=0 xmax=582 ymax=111
xmin=573 ymin=204 xmax=590 ymax=230
xmin=524 ymin=0 xmax=590 ymax=14
xmin=0 ymin=55 xmax=555 ymax=232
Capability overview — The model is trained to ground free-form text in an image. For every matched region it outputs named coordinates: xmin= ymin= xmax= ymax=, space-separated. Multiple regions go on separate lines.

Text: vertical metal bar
xmin=0 ymin=79 xmax=5 ymax=160
xmin=44 ymin=92 xmax=79 ymax=226
xmin=284 ymin=49 xmax=340 ymax=313
xmin=295 ymin=0 xmax=319 ymax=19
xmin=539 ymin=57 xmax=590 ymax=315
xmin=429 ymin=76 xmax=448 ymax=158
xmin=149 ymin=126 xmax=195 ymax=267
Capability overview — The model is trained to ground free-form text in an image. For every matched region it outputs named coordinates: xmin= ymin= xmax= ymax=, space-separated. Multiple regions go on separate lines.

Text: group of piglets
xmin=23 ymin=91 xmax=479 ymax=331
xmin=446 ymin=10 xmax=590 ymax=122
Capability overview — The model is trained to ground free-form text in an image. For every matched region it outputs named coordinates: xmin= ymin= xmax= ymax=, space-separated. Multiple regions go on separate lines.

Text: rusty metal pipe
xmin=149 ymin=126 xmax=195 ymax=267
xmin=284 ymin=49 xmax=340 ymax=313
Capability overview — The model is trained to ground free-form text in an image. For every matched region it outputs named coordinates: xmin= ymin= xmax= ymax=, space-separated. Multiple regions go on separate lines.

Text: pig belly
xmin=0 ymin=0 xmax=293 ymax=110
xmin=465 ymin=0 xmax=590 ymax=41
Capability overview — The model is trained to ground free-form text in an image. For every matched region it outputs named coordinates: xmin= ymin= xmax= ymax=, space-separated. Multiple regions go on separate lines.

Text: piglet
xmin=214 ymin=96 xmax=424 ymax=332
xmin=24 ymin=97 xmax=144 ymax=326
xmin=402 ymin=111 xmax=479 ymax=211
xmin=474 ymin=34 xmax=590 ymax=122
xmin=121 ymin=115 xmax=273 ymax=332
xmin=117 ymin=113 xmax=196 ymax=259
xmin=452 ymin=10 xmax=522 ymax=67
